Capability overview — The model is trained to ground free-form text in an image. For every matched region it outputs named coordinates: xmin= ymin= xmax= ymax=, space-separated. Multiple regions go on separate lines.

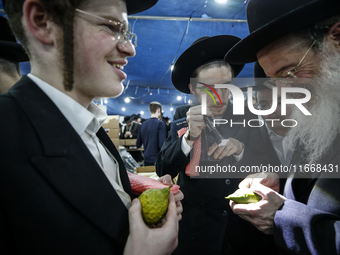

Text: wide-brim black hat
xmin=172 ymin=35 xmax=245 ymax=94
xmin=0 ymin=16 xmax=29 ymax=63
xmin=127 ymin=0 xmax=158 ymax=14
xmin=123 ymin=115 xmax=134 ymax=124
xmin=2 ymin=0 xmax=158 ymax=16
xmin=225 ymin=0 xmax=340 ymax=64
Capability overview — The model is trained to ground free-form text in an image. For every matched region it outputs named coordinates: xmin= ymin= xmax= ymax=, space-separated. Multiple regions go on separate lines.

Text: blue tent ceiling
xmin=0 ymin=0 xmax=255 ymax=118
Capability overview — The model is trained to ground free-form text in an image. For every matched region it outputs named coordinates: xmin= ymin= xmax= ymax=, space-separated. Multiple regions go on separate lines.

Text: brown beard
xmin=287 ymin=42 xmax=340 ymax=164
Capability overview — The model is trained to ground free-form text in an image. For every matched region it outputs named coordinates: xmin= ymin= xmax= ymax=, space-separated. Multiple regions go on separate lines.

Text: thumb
xmin=251 ymin=182 xmax=275 ymax=200
xmin=158 ymin=174 xmax=172 ymax=185
xmin=128 ymin=198 xmax=145 ymax=232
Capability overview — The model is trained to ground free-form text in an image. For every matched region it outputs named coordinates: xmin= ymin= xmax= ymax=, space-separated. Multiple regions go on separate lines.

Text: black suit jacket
xmin=157 ymin=104 xmax=277 ymax=255
xmin=120 ymin=122 xmax=140 ymax=139
xmin=0 ymin=76 xmax=133 ymax=254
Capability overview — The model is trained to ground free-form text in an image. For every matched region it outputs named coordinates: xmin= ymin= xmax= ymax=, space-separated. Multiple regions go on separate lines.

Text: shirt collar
xmin=258 ymin=115 xmax=283 ymax=140
xmin=27 ymin=73 xmax=107 ymax=136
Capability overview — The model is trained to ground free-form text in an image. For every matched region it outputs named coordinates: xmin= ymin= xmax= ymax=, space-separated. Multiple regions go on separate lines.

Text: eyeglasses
xmin=263 ymin=40 xmax=316 ymax=88
xmin=75 ymin=8 xmax=137 ymax=47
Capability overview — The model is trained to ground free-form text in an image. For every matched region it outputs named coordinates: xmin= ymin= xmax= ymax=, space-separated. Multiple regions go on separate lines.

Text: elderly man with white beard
xmin=224 ymin=0 xmax=340 ymax=254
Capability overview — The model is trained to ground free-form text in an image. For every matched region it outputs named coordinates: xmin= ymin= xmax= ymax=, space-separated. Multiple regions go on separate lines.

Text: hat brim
xmin=172 ymin=35 xmax=245 ymax=94
xmin=225 ymin=0 xmax=340 ymax=64
xmin=122 ymin=117 xmax=134 ymax=124
xmin=0 ymin=41 xmax=29 ymax=62
xmin=127 ymin=0 xmax=158 ymax=14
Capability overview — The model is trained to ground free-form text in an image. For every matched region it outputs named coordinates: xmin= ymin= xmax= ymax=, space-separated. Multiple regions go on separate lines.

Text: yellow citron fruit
xmin=138 ymin=186 xmax=171 ymax=225
xmin=225 ymin=188 xmax=262 ymax=204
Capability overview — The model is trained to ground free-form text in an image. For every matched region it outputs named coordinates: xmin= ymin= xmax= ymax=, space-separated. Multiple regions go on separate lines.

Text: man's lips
xmin=108 ymin=60 xmax=128 ymax=80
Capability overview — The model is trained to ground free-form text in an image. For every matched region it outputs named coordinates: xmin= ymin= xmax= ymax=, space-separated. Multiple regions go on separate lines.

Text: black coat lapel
xmin=10 ymin=76 xmax=130 ymax=243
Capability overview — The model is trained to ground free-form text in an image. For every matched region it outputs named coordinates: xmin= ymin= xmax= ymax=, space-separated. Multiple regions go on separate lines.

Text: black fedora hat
xmin=171 ymin=35 xmax=245 ymax=94
xmin=127 ymin=0 xmax=158 ymax=14
xmin=2 ymin=0 xmax=158 ymax=16
xmin=0 ymin=16 xmax=29 ymax=63
xmin=123 ymin=115 xmax=134 ymax=124
xmin=225 ymin=0 xmax=340 ymax=64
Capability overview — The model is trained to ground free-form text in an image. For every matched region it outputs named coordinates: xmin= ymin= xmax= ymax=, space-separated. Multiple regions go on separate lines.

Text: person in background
xmin=0 ymin=0 xmax=183 ymax=254
xmin=136 ymin=101 xmax=166 ymax=166
xmin=157 ymin=35 xmax=276 ymax=255
xmin=225 ymin=0 xmax=340 ymax=253
xmin=0 ymin=16 xmax=29 ymax=94
xmin=120 ymin=115 xmax=140 ymax=139
xmin=163 ymin=116 xmax=171 ymax=138
xmin=134 ymin=113 xmax=142 ymax=124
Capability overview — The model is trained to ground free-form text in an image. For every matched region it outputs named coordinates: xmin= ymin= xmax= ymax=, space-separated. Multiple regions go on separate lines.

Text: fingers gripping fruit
xmin=138 ymin=187 xmax=171 ymax=225
xmin=225 ymin=188 xmax=262 ymax=204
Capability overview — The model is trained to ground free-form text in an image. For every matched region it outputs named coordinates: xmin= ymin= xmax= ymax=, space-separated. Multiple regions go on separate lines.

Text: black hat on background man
xmin=225 ymin=0 xmax=340 ymax=64
xmin=172 ymin=35 xmax=245 ymax=94
xmin=122 ymin=115 xmax=134 ymax=124
xmin=2 ymin=0 xmax=158 ymax=15
xmin=0 ymin=16 xmax=29 ymax=63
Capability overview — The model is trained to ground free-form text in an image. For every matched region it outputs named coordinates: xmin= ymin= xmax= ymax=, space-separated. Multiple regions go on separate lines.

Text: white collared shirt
xmin=28 ymin=74 xmax=131 ymax=208
xmin=259 ymin=115 xmax=294 ymax=166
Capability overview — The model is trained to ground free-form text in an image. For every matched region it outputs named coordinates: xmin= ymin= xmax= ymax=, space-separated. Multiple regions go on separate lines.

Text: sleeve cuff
xmin=181 ymin=136 xmax=192 ymax=156
xmin=233 ymin=145 xmax=244 ymax=162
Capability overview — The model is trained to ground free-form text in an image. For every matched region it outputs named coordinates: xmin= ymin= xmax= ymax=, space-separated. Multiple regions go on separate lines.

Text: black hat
xmin=132 ymin=114 xmax=139 ymax=120
xmin=127 ymin=0 xmax=158 ymax=14
xmin=171 ymin=35 xmax=245 ymax=94
xmin=2 ymin=0 xmax=158 ymax=16
xmin=225 ymin=0 xmax=340 ymax=64
xmin=0 ymin=16 xmax=29 ymax=63
xmin=163 ymin=117 xmax=170 ymax=121
xmin=123 ymin=115 xmax=134 ymax=124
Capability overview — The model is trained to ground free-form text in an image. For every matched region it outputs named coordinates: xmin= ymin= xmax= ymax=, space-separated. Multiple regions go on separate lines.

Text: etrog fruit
xmin=225 ymin=188 xmax=262 ymax=204
xmin=138 ymin=186 xmax=171 ymax=225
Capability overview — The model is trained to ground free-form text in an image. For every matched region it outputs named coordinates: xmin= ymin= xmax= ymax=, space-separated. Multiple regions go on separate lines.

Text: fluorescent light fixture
xmin=214 ymin=0 xmax=228 ymax=4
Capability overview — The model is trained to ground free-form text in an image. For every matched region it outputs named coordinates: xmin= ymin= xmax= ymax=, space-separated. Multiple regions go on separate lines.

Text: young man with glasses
xmin=0 ymin=0 xmax=183 ymax=254
xmin=225 ymin=0 xmax=340 ymax=254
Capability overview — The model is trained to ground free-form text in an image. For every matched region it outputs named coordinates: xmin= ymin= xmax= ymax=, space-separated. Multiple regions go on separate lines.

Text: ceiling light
xmin=170 ymin=107 xmax=174 ymax=111
xmin=177 ymin=96 xmax=182 ymax=100
xmin=104 ymin=99 xmax=108 ymax=104
xmin=122 ymin=108 xmax=126 ymax=111
xmin=214 ymin=0 xmax=228 ymax=4
xmin=125 ymin=97 xmax=130 ymax=103
xmin=188 ymin=100 xmax=192 ymax=104
xmin=140 ymin=111 xmax=144 ymax=115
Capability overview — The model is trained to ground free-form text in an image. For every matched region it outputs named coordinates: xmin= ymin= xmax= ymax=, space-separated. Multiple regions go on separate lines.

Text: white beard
xmin=287 ymin=43 xmax=340 ymax=164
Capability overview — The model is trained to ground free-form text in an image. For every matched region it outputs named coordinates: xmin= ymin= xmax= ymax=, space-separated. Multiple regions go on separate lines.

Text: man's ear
xmin=23 ymin=0 xmax=54 ymax=45
xmin=327 ymin=22 xmax=340 ymax=48
xmin=188 ymin=83 xmax=196 ymax=95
